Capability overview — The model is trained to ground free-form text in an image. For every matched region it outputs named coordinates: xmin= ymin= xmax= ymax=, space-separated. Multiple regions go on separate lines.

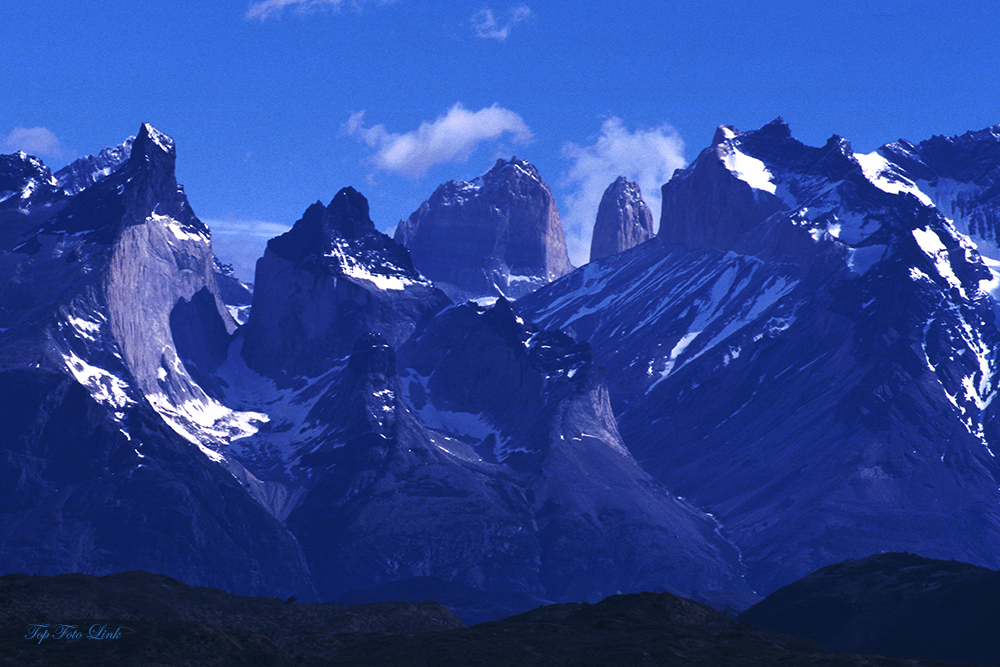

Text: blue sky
xmin=3 ymin=1 xmax=999 ymax=279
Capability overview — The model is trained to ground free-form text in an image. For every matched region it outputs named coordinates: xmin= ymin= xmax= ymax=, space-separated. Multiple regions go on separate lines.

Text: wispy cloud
xmin=3 ymin=126 xmax=68 ymax=161
xmin=345 ymin=103 xmax=533 ymax=178
xmin=246 ymin=0 xmax=389 ymax=21
xmin=203 ymin=217 xmax=291 ymax=281
xmin=471 ymin=5 xmax=531 ymax=41
xmin=560 ymin=117 xmax=686 ymax=265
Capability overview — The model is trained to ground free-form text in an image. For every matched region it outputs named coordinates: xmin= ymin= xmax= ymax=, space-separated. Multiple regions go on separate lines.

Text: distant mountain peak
xmin=590 ymin=176 xmax=654 ymax=262
xmin=55 ymin=136 xmax=133 ymax=196
xmin=328 ymin=186 xmax=377 ymax=239
xmin=395 ymin=155 xmax=572 ymax=300
xmin=126 ymin=123 xmax=176 ymax=176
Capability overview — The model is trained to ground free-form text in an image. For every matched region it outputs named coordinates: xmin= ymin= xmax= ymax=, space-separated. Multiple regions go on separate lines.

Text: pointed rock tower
xmin=590 ymin=176 xmax=655 ymax=262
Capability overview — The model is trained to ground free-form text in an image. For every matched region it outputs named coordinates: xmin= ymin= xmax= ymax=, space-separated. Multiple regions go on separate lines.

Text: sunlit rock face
xmin=0 ymin=124 xmax=314 ymax=600
xmin=395 ymin=157 xmax=573 ymax=300
xmin=589 ymin=176 xmax=654 ymax=262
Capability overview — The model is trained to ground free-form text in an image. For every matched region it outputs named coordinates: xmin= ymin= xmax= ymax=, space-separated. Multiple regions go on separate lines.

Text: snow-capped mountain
xmin=55 ymin=136 xmax=134 ymax=196
xmin=589 ymin=176 xmax=654 ymax=262
xmin=242 ymin=187 xmax=450 ymax=380
xmin=519 ymin=118 xmax=1000 ymax=593
xmin=0 ymin=124 xmax=313 ymax=598
xmin=225 ymin=188 xmax=749 ymax=603
xmin=8 ymin=117 xmax=1000 ymax=614
xmin=395 ymin=157 xmax=573 ymax=301
xmin=0 ymin=151 xmax=67 ymax=250
xmin=0 ymin=132 xmax=751 ymax=614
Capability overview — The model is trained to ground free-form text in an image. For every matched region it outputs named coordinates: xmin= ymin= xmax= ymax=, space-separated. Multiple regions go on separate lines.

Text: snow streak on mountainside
xmin=0 ymin=132 xmax=752 ymax=617
xmin=519 ymin=119 xmax=1000 ymax=594
xmin=0 ymin=124 xmax=314 ymax=599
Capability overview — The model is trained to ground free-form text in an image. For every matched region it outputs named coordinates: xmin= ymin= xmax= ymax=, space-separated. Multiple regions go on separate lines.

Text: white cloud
xmin=560 ymin=117 xmax=686 ymax=265
xmin=245 ymin=0 xmax=387 ymax=20
xmin=345 ymin=103 xmax=533 ymax=178
xmin=3 ymin=126 xmax=67 ymax=160
xmin=472 ymin=5 xmax=531 ymax=41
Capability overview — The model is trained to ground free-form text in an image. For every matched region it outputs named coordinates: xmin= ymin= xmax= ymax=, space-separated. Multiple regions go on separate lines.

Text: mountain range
xmin=3 ymin=118 xmax=1000 ymax=619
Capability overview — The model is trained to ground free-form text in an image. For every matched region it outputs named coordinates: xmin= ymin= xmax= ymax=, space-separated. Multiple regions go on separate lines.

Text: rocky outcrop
xmin=241 ymin=187 xmax=449 ymax=380
xmin=589 ymin=176 xmax=654 ymax=262
xmin=395 ymin=157 xmax=573 ymax=300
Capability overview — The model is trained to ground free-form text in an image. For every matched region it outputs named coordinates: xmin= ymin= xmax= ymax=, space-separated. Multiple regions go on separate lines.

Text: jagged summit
xmin=395 ymin=155 xmax=572 ymax=300
xmin=266 ymin=186 xmax=422 ymax=283
xmin=56 ymin=135 xmax=133 ymax=196
xmin=590 ymin=176 xmax=654 ymax=262
xmin=137 ymin=122 xmax=176 ymax=155
xmin=521 ymin=119 xmax=1000 ymax=596
xmin=329 ymin=186 xmax=376 ymax=237
xmin=242 ymin=187 xmax=449 ymax=379
xmin=0 ymin=124 xmax=311 ymax=599
xmin=659 ymin=118 xmax=935 ymax=274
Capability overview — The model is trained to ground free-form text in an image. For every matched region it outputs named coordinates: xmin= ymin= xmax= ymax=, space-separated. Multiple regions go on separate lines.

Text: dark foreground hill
xmin=0 ymin=570 xmax=462 ymax=666
xmin=740 ymin=553 xmax=1000 ymax=666
xmin=327 ymin=590 xmax=979 ymax=667
xmin=0 ymin=568 xmax=986 ymax=667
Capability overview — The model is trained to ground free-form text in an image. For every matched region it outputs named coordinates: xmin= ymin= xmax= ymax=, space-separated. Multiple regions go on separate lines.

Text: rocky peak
xmin=243 ymin=188 xmax=449 ymax=379
xmin=590 ymin=176 xmax=655 ymax=262
xmin=328 ymin=186 xmax=376 ymax=238
xmin=0 ymin=151 xmax=61 ymax=210
xmin=127 ymin=123 xmax=175 ymax=170
xmin=394 ymin=156 xmax=573 ymax=300
xmin=485 ymin=156 xmax=541 ymax=185
xmin=267 ymin=187 xmax=414 ymax=277
xmin=659 ymin=119 xmax=934 ymax=274
xmin=55 ymin=136 xmax=134 ymax=196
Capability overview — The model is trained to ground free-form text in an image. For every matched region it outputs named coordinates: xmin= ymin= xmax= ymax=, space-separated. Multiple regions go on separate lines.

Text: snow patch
xmin=142 ymin=124 xmax=175 ymax=153
xmin=913 ymin=227 xmax=964 ymax=295
xmin=146 ymin=391 xmax=267 ymax=463
xmin=721 ymin=147 xmax=777 ymax=194
xmin=325 ymin=242 xmax=419 ymax=291
xmin=148 ymin=212 xmax=208 ymax=244
xmin=62 ymin=351 xmax=134 ymax=411
xmin=855 ymin=151 xmax=934 ymax=207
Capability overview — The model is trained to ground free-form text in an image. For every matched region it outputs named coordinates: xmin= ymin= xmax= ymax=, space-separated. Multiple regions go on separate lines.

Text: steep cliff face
xmin=589 ymin=176 xmax=655 ymax=262
xmin=874 ymin=125 xmax=1000 ymax=258
xmin=520 ymin=119 xmax=1000 ymax=594
xmin=0 ymin=125 xmax=315 ymax=599
xmin=395 ymin=298 xmax=750 ymax=602
xmin=241 ymin=187 xmax=450 ymax=380
xmin=395 ymin=157 xmax=573 ymax=300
